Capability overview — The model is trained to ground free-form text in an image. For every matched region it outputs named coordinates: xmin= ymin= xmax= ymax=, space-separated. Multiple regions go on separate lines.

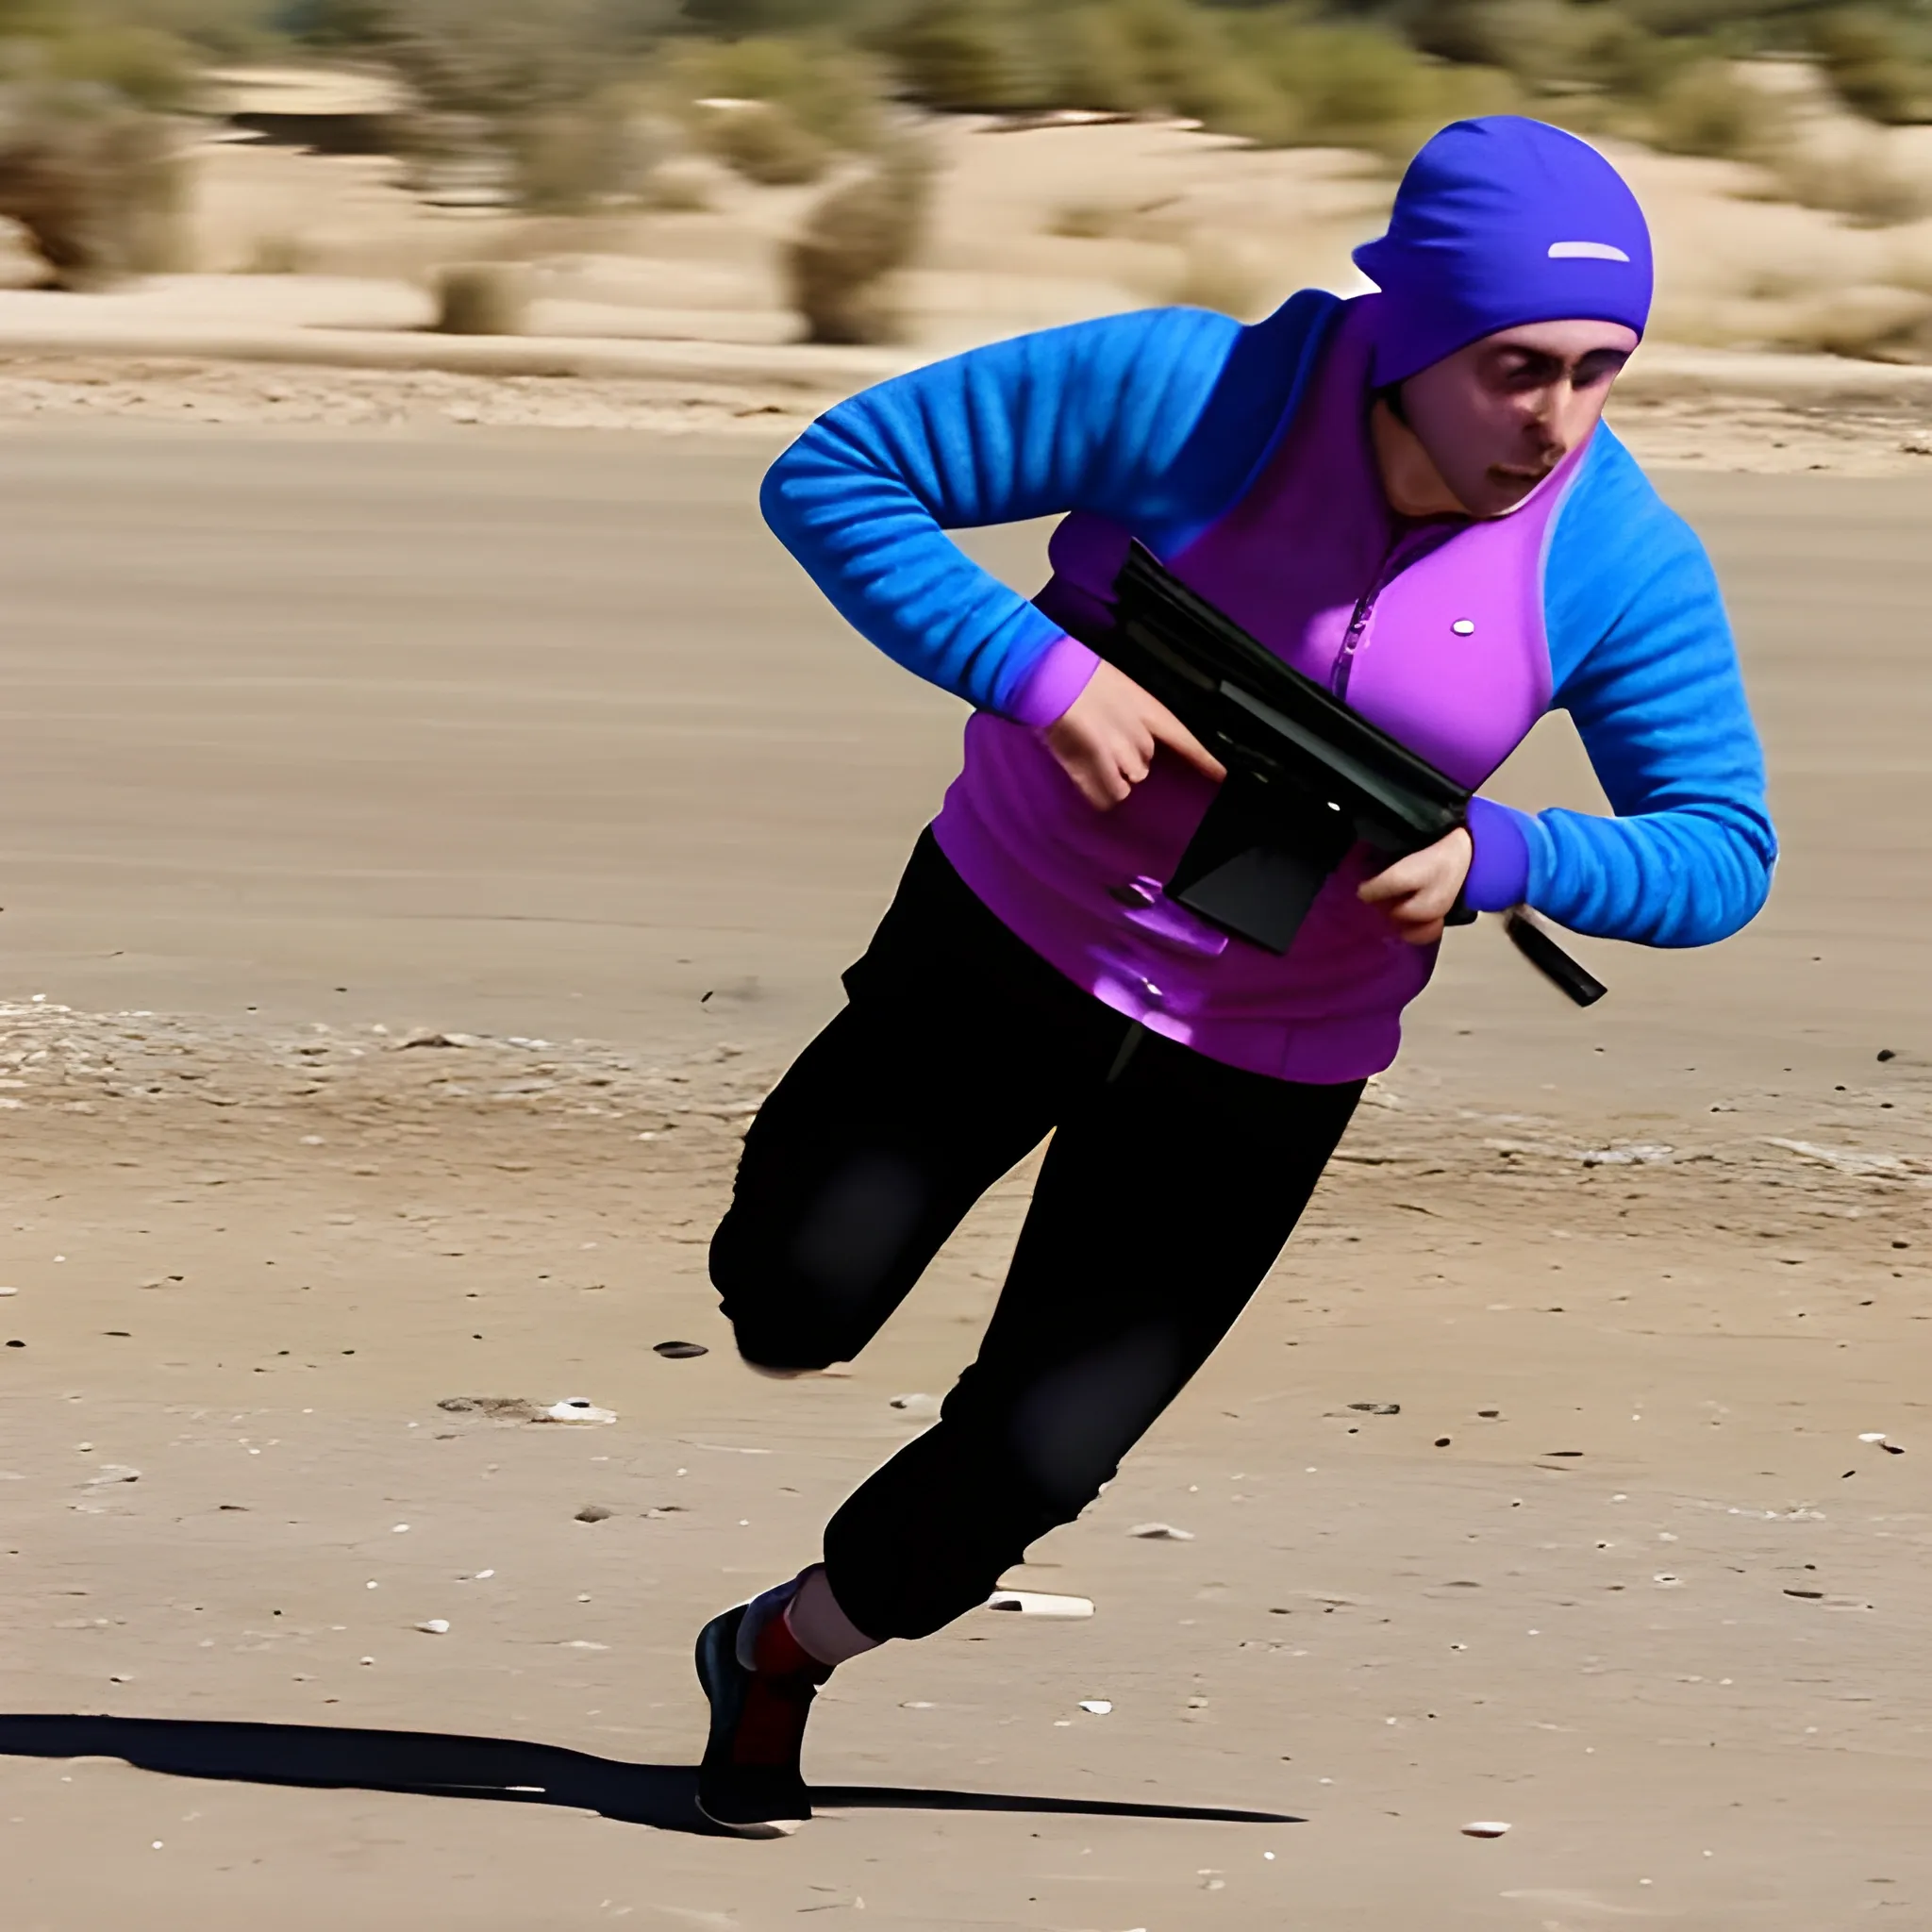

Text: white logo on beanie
xmin=1547 ymin=241 xmax=1631 ymax=262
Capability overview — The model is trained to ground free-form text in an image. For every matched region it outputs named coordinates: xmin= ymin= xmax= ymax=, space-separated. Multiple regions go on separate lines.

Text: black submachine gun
xmin=1098 ymin=541 xmax=1606 ymax=1008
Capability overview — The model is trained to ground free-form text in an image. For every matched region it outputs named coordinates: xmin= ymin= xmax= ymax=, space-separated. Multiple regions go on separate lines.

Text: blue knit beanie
xmin=1353 ymin=116 xmax=1654 ymax=389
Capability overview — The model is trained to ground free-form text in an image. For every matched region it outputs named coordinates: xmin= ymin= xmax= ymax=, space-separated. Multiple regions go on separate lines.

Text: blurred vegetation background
xmin=5 ymin=0 xmax=1932 ymax=326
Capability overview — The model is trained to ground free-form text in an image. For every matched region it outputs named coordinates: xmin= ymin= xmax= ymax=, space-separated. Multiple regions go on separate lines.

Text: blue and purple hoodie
xmin=759 ymin=120 xmax=1775 ymax=1083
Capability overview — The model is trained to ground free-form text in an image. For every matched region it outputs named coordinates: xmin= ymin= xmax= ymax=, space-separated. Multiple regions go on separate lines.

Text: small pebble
xmin=653 ymin=1341 xmax=708 ymax=1359
xmin=984 ymin=1591 xmax=1094 ymax=1619
xmin=890 ymin=1392 xmax=941 ymax=1419
xmin=1129 ymin=1522 xmax=1194 ymax=1541
xmin=1349 ymin=1402 xmax=1400 ymax=1416
xmin=416 ymin=1619 xmax=450 ymax=1636
xmin=542 ymin=1398 xmax=616 ymax=1425
xmin=1461 ymin=1821 xmax=1511 ymax=1839
xmin=1077 ymin=1699 xmax=1112 ymax=1715
xmin=575 ymin=1504 xmax=613 ymax=1523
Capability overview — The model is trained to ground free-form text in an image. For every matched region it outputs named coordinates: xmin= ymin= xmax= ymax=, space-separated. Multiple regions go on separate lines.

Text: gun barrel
xmin=1504 ymin=910 xmax=1608 ymax=1008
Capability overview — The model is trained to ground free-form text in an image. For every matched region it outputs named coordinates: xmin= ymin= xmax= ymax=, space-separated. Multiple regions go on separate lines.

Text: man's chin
xmin=1479 ymin=469 xmax=1553 ymax=516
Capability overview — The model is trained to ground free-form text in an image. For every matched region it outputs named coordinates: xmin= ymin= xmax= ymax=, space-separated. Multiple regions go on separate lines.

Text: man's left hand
xmin=1357 ymin=827 xmax=1474 ymax=945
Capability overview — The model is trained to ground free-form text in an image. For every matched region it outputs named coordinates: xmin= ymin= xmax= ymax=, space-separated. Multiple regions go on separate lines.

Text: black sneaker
xmin=694 ymin=1603 xmax=825 ymax=1835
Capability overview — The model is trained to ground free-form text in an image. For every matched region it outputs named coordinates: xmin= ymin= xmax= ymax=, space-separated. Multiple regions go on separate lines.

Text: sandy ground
xmin=4 ymin=418 xmax=1932 ymax=1930
xmin=9 ymin=348 xmax=1932 ymax=473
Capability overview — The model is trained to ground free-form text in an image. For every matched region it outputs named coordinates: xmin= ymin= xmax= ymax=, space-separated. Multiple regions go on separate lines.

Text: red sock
xmin=731 ymin=1604 xmax=828 ymax=1770
xmin=752 ymin=1603 xmax=824 ymax=1679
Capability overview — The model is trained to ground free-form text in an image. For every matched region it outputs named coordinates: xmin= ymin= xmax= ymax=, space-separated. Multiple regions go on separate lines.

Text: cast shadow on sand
xmin=0 ymin=1714 xmax=1303 ymax=1837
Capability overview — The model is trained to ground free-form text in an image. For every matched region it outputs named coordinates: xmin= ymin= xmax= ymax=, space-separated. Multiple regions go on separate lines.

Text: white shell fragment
xmin=984 ymin=1591 xmax=1095 ymax=1619
xmin=1077 ymin=1699 xmax=1113 ymax=1715
xmin=1859 ymin=1433 xmax=1889 ymax=1443
xmin=541 ymin=1399 xmax=617 ymax=1425
xmin=1461 ymin=1821 xmax=1511 ymax=1839
xmin=416 ymin=1619 xmax=451 ymax=1635
xmin=1129 ymin=1522 xmax=1195 ymax=1541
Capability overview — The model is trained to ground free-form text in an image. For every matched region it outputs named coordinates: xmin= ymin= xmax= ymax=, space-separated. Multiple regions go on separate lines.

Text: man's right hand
xmin=1044 ymin=659 xmax=1226 ymax=810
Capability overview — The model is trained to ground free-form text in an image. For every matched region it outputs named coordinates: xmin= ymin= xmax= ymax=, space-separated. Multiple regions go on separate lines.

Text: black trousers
xmin=709 ymin=832 xmax=1361 ymax=1641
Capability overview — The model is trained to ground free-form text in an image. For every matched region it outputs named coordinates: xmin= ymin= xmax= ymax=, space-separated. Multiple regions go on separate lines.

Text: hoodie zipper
xmin=1330 ymin=558 xmax=1391 ymax=701
xmin=1328 ymin=522 xmax=1460 ymax=701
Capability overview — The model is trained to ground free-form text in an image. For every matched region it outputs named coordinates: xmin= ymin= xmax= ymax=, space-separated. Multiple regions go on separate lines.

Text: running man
xmin=691 ymin=116 xmax=1776 ymax=1832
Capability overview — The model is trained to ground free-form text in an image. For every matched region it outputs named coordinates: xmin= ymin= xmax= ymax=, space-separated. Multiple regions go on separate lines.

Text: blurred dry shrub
xmin=1215 ymin=13 xmax=1517 ymax=161
xmin=433 ymin=258 xmax=531 ymax=334
xmin=0 ymin=0 xmax=209 ymax=109
xmin=658 ymin=33 xmax=884 ymax=151
xmin=972 ymin=0 xmax=1519 ymax=164
xmin=1809 ymin=7 xmax=1932 ymax=125
xmin=698 ymin=97 xmax=829 ymax=184
xmin=1041 ymin=0 xmax=1235 ymax=118
xmin=1644 ymin=57 xmax=1781 ymax=157
xmin=512 ymin=88 xmax=673 ymax=210
xmin=1407 ymin=0 xmax=1672 ymax=94
xmin=319 ymin=0 xmax=678 ymax=208
xmin=374 ymin=0 xmax=628 ymax=125
xmin=786 ymin=135 xmax=933 ymax=342
xmin=1757 ymin=136 xmax=1932 ymax=225
xmin=0 ymin=58 xmax=180 ymax=287
xmin=880 ymin=0 xmax=1042 ymax=109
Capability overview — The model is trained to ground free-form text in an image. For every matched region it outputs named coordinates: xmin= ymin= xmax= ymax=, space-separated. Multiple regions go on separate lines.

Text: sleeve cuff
xmin=1006 ymin=633 xmax=1100 ymax=729
xmin=1463 ymin=796 xmax=1534 ymax=912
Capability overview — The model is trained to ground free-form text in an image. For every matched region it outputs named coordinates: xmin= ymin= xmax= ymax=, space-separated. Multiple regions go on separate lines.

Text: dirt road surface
xmin=3 ymin=421 xmax=1930 ymax=1930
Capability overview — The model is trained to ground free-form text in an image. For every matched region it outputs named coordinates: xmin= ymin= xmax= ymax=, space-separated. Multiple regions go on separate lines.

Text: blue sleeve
xmin=758 ymin=307 xmax=1251 ymax=716
xmin=1523 ymin=435 xmax=1776 ymax=947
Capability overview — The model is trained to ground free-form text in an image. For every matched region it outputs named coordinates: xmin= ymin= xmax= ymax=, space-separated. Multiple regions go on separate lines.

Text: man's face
xmin=1397 ymin=320 xmax=1640 ymax=518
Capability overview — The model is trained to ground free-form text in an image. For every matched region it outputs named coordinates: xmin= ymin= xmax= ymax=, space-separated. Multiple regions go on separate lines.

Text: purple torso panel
xmin=930 ymin=302 xmax=1578 ymax=1083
